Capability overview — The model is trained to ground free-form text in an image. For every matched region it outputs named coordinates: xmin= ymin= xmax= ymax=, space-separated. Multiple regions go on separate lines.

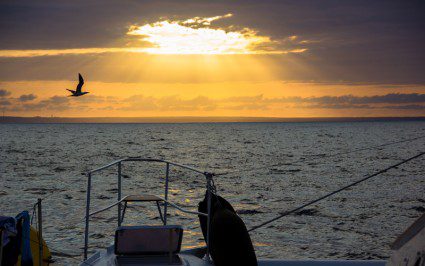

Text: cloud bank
xmin=2 ymin=93 xmax=424 ymax=114
xmin=0 ymin=89 xmax=11 ymax=97
xmin=127 ymin=14 xmax=300 ymax=54
xmin=18 ymin=94 xmax=37 ymax=102
xmin=1 ymin=1 xmax=424 ymax=84
xmin=0 ymin=14 xmax=306 ymax=57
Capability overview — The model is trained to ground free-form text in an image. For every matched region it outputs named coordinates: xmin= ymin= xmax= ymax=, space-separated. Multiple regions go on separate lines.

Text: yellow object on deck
xmin=18 ymin=226 xmax=53 ymax=266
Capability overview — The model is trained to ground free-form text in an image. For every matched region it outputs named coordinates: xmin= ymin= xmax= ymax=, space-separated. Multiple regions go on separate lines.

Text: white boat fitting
xmin=80 ymin=157 xmax=424 ymax=266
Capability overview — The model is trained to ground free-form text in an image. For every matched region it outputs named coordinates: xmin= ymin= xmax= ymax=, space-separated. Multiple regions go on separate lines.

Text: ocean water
xmin=1 ymin=121 xmax=424 ymax=265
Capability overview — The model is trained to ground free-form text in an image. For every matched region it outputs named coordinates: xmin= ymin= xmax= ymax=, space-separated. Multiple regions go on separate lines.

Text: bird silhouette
xmin=66 ymin=73 xmax=89 ymax=97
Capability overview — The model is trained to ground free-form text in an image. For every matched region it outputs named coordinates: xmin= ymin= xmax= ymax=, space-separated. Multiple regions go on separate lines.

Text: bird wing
xmin=76 ymin=73 xmax=84 ymax=93
xmin=66 ymin=89 xmax=75 ymax=94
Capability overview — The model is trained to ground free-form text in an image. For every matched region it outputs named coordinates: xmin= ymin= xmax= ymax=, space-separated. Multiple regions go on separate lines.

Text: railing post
xmin=118 ymin=162 xmax=122 ymax=226
xmin=0 ymin=229 xmax=3 ymax=264
xmin=163 ymin=163 xmax=170 ymax=225
xmin=205 ymin=174 xmax=212 ymax=262
xmin=84 ymin=173 xmax=92 ymax=261
xmin=37 ymin=198 xmax=43 ymax=266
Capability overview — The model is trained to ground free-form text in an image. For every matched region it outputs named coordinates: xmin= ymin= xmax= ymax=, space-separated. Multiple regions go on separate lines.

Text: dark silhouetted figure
xmin=67 ymin=73 xmax=89 ymax=97
xmin=198 ymin=192 xmax=257 ymax=266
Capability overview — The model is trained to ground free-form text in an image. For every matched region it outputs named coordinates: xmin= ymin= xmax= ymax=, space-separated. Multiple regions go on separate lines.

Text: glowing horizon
xmin=1 ymin=80 xmax=424 ymax=118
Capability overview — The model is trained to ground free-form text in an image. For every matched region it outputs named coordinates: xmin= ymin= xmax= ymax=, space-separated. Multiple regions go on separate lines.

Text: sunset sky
xmin=0 ymin=0 xmax=424 ymax=117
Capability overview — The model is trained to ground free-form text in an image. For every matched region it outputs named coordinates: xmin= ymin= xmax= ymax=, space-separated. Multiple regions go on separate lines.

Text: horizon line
xmin=1 ymin=116 xmax=424 ymax=124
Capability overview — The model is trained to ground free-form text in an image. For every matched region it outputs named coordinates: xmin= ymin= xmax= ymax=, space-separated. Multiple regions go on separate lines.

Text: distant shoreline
xmin=1 ymin=116 xmax=424 ymax=124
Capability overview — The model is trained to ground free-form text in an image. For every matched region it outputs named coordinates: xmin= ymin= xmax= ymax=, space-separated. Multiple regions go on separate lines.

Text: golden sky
xmin=0 ymin=7 xmax=424 ymax=118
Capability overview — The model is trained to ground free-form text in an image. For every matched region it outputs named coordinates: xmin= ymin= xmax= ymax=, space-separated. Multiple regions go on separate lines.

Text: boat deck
xmin=83 ymin=245 xmax=386 ymax=266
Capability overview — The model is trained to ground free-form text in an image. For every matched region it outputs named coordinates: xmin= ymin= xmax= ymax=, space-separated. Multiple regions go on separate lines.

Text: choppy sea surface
xmin=1 ymin=121 xmax=424 ymax=265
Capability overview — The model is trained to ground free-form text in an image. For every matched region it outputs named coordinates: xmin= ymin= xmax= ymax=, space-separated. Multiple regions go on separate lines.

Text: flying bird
xmin=67 ymin=73 xmax=89 ymax=97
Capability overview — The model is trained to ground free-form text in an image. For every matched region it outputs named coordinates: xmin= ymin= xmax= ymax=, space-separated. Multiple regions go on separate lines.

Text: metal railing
xmin=87 ymin=195 xmax=207 ymax=218
xmin=82 ymin=157 xmax=215 ymax=261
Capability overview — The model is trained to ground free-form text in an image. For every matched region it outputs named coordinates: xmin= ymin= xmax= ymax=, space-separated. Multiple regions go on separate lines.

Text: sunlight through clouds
xmin=0 ymin=14 xmax=308 ymax=57
xmin=0 ymin=47 xmax=147 ymax=58
xmin=181 ymin=13 xmax=233 ymax=27
xmin=127 ymin=14 xmax=289 ymax=54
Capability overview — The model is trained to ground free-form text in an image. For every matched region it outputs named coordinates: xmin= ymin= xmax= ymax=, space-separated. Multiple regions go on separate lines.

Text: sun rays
xmin=0 ymin=14 xmax=308 ymax=57
xmin=126 ymin=14 xmax=283 ymax=55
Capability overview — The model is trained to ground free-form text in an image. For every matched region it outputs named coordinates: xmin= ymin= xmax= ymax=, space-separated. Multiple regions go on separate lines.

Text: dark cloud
xmin=382 ymin=104 xmax=425 ymax=110
xmin=299 ymin=104 xmax=425 ymax=110
xmin=5 ymin=92 xmax=425 ymax=113
xmin=123 ymin=92 xmax=422 ymax=111
xmin=226 ymin=93 xmax=425 ymax=104
xmin=69 ymin=94 xmax=116 ymax=104
xmin=0 ymin=1 xmax=424 ymax=83
xmin=222 ymin=93 xmax=425 ymax=110
xmin=20 ymin=95 xmax=71 ymax=111
xmin=0 ymin=89 xmax=11 ymax=97
xmin=18 ymin=94 xmax=37 ymax=102
xmin=297 ymin=93 xmax=425 ymax=105
xmin=120 ymin=95 xmax=217 ymax=111
xmin=299 ymin=104 xmax=373 ymax=110
xmin=0 ymin=100 xmax=11 ymax=106
xmin=7 ymin=94 xmax=117 ymax=112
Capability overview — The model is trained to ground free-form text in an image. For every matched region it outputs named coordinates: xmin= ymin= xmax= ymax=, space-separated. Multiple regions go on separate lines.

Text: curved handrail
xmin=83 ymin=157 xmax=215 ymax=262
xmin=85 ymin=158 xmax=125 ymax=175
xmin=88 ymin=195 xmax=207 ymax=217
xmin=85 ymin=157 xmax=214 ymax=177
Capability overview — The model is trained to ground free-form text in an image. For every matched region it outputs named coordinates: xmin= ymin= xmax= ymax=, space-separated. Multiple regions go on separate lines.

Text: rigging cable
xmin=247 ymin=151 xmax=425 ymax=232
